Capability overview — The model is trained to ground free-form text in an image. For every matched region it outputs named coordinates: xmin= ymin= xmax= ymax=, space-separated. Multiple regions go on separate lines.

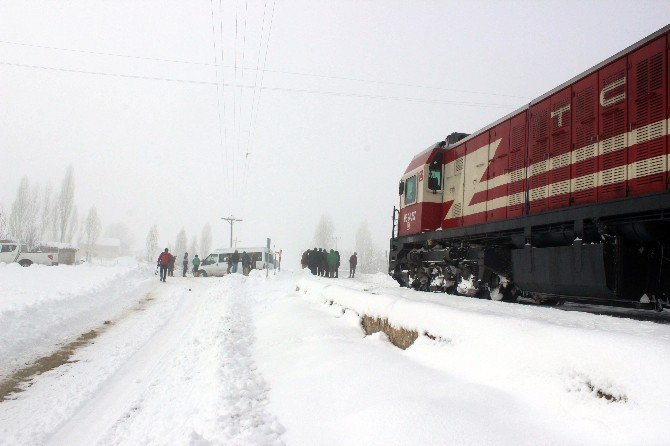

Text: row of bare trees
xmin=145 ymin=224 xmax=212 ymax=265
xmin=1 ymin=167 xmax=121 ymax=261
xmin=313 ymin=215 xmax=387 ymax=273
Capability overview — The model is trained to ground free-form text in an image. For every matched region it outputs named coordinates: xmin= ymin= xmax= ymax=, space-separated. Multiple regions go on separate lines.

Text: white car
xmin=198 ymin=247 xmax=275 ymax=277
xmin=0 ymin=241 xmax=61 ymax=266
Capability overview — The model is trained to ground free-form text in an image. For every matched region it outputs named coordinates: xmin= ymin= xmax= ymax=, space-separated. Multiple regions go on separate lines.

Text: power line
xmin=218 ymin=0 xmax=231 ymax=201
xmin=210 ymin=0 xmax=227 ymax=210
xmin=0 ymin=39 xmax=529 ymax=100
xmin=0 ymin=60 xmax=517 ymax=109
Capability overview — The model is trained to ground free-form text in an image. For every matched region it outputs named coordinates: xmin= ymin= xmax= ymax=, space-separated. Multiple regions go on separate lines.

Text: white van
xmin=197 ymin=247 xmax=275 ymax=277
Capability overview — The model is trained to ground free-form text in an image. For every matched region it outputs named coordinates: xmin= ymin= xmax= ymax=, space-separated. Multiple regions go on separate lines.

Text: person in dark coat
xmin=301 ymin=250 xmax=308 ymax=269
xmin=168 ymin=253 xmax=176 ymax=277
xmin=321 ymin=249 xmax=328 ymax=277
xmin=308 ymin=248 xmax=318 ymax=275
xmin=242 ymin=251 xmax=251 ymax=276
xmin=157 ymin=248 xmax=170 ymax=282
xmin=182 ymin=252 xmax=189 ymax=277
xmin=349 ymin=252 xmax=357 ymax=278
xmin=335 ymin=250 xmax=340 ymax=278
xmin=230 ymin=250 xmax=240 ymax=273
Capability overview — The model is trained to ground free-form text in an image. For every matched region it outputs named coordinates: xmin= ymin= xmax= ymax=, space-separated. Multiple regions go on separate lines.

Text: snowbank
xmin=0 ymin=261 xmax=154 ymax=377
xmin=295 ymin=276 xmax=670 ymax=445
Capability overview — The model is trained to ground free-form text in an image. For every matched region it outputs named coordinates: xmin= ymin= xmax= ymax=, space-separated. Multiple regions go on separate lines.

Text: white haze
xmin=1 ymin=0 xmax=667 ymax=266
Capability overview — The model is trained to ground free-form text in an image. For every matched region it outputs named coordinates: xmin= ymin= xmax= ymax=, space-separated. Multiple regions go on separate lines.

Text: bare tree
xmin=355 ymin=220 xmax=385 ymax=273
xmin=83 ymin=206 xmax=102 ymax=261
xmin=8 ymin=177 xmax=41 ymax=247
xmin=174 ymin=228 xmax=187 ymax=262
xmin=189 ymin=235 xmax=199 ymax=258
xmin=200 ymin=224 xmax=212 ymax=257
xmin=56 ymin=165 xmax=76 ymax=242
xmin=313 ymin=214 xmax=335 ymax=248
xmin=0 ymin=205 xmax=8 ymax=239
xmin=145 ymin=225 xmax=159 ymax=263
xmin=65 ymin=205 xmax=78 ymax=244
xmin=39 ymin=183 xmax=53 ymax=240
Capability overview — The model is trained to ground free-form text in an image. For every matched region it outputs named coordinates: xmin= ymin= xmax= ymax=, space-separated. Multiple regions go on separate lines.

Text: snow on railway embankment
xmin=295 ymin=275 xmax=670 ymax=444
xmin=0 ymin=260 xmax=154 ymax=377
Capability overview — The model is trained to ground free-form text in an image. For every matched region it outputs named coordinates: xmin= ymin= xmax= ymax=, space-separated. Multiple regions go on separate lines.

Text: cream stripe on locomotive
xmin=443 ymin=117 xmax=670 ymax=219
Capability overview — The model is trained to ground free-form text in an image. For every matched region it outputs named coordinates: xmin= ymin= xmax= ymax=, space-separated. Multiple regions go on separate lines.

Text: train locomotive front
xmin=389 ymin=26 xmax=670 ymax=311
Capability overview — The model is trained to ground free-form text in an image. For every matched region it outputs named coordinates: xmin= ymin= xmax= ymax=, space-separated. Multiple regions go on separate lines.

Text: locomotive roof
xmin=450 ymin=24 xmax=670 ymax=149
xmin=404 ymin=141 xmax=443 ymax=173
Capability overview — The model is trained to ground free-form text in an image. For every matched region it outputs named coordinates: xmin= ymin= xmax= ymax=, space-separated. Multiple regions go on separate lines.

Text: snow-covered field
xmin=0 ymin=259 xmax=154 ymax=378
xmin=1 ymin=268 xmax=669 ymax=445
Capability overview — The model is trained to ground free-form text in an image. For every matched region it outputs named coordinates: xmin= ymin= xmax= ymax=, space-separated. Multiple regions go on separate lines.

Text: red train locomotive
xmin=389 ymin=26 xmax=670 ymax=311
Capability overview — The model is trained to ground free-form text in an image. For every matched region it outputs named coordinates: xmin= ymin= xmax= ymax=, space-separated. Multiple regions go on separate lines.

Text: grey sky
xmin=1 ymin=1 xmax=667 ymax=265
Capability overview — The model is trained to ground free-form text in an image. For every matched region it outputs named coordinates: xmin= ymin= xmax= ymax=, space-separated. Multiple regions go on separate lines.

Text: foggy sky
xmin=1 ymin=0 xmax=667 ymax=266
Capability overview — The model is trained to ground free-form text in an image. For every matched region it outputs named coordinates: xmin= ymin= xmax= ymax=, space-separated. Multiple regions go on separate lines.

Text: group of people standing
xmin=156 ymin=248 xmax=200 ymax=282
xmin=301 ymin=249 xmax=357 ymax=278
xmin=225 ymin=250 xmax=254 ymax=276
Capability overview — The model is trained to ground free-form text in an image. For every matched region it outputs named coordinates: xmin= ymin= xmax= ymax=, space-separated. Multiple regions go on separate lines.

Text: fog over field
xmin=1 ymin=0 xmax=666 ymax=265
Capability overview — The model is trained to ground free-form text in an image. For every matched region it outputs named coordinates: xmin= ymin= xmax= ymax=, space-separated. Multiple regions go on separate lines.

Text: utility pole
xmin=221 ymin=216 xmax=243 ymax=248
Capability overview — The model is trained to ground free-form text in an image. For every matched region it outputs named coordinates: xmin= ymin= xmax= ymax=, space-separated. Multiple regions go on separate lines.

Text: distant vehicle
xmin=0 ymin=240 xmax=78 ymax=267
xmin=197 ymin=247 xmax=275 ymax=277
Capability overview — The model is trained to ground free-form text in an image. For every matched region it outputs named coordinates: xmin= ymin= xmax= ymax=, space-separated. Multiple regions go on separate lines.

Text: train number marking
xmin=403 ymin=211 xmax=417 ymax=229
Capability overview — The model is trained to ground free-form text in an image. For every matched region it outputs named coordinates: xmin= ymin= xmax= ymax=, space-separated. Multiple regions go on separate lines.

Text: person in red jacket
xmin=157 ymin=248 xmax=171 ymax=282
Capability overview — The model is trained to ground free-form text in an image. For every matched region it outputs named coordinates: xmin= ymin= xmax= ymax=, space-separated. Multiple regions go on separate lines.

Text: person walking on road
xmin=349 ymin=252 xmax=357 ymax=278
xmin=192 ymin=254 xmax=200 ymax=276
xmin=182 ymin=252 xmax=189 ymax=277
xmin=157 ymin=248 xmax=170 ymax=282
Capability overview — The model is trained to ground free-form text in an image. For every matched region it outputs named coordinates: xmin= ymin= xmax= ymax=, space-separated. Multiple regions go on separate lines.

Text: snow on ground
xmin=0 ymin=259 xmax=154 ymax=378
xmin=0 ymin=273 xmax=284 ymax=445
xmin=1 ymin=269 xmax=669 ymax=445
xmin=291 ymin=274 xmax=670 ymax=445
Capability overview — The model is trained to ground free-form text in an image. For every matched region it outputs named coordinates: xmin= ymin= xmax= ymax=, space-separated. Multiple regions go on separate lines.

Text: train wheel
xmin=487 ymin=274 xmax=516 ymax=302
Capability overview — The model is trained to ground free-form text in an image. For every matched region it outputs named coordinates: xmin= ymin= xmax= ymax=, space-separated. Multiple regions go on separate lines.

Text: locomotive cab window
xmin=428 ymin=160 xmax=442 ymax=191
xmin=404 ymin=175 xmax=417 ymax=206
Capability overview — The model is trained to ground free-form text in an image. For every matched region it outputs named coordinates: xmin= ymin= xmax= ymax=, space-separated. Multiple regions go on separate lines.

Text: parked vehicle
xmin=0 ymin=240 xmax=78 ymax=266
xmin=197 ymin=247 xmax=275 ymax=277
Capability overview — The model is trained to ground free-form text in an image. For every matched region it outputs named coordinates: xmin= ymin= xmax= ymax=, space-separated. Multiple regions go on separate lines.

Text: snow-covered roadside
xmin=0 ymin=260 xmax=154 ymax=377
xmin=1 ymin=274 xmax=285 ymax=445
xmin=292 ymin=275 xmax=670 ymax=445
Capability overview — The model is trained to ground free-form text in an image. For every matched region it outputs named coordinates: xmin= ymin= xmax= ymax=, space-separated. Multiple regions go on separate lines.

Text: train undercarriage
xmin=389 ymin=193 xmax=670 ymax=312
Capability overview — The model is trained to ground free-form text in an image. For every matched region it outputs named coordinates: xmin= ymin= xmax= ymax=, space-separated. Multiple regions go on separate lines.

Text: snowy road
xmin=1 ymin=270 xmax=669 ymax=445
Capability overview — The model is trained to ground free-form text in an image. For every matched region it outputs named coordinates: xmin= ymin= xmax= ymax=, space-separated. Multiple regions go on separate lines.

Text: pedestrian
xmin=168 ymin=252 xmax=175 ymax=277
xmin=301 ymin=250 xmax=308 ymax=269
xmin=335 ymin=250 xmax=340 ymax=278
xmin=192 ymin=254 xmax=200 ymax=276
xmin=242 ymin=251 xmax=251 ymax=276
xmin=157 ymin=248 xmax=170 ymax=282
xmin=321 ymin=248 xmax=328 ymax=277
xmin=231 ymin=249 xmax=240 ymax=273
xmin=327 ymin=249 xmax=337 ymax=278
xmin=349 ymin=252 xmax=357 ymax=278
xmin=308 ymin=248 xmax=318 ymax=275
xmin=182 ymin=252 xmax=188 ymax=277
